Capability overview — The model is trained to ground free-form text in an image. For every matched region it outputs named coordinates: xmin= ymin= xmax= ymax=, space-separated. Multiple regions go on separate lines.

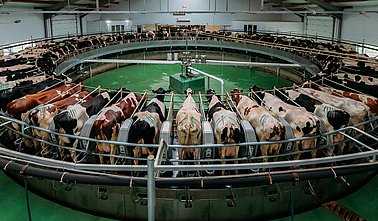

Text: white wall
xmin=0 ymin=7 xmax=44 ymax=46
xmin=85 ymin=0 xmax=302 ymax=34
xmin=51 ymin=15 xmax=79 ymax=37
xmin=305 ymin=16 xmax=334 ymax=39
xmin=341 ymin=6 xmax=378 ymax=46
xmin=231 ymin=21 xmax=303 ymax=34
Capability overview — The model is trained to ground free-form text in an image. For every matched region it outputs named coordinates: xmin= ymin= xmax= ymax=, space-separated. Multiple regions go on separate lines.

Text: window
xmin=111 ymin=25 xmax=125 ymax=33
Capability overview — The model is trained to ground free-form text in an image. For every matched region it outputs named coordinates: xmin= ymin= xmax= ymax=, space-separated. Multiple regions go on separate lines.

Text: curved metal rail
xmin=0 ymin=98 xmax=377 ymax=175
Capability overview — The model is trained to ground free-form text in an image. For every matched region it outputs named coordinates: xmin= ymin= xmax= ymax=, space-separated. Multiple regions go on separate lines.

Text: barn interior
xmin=0 ymin=0 xmax=378 ymax=221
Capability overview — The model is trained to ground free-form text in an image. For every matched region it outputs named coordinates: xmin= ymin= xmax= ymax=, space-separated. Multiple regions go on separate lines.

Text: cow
xmin=128 ymin=88 xmax=171 ymax=166
xmin=303 ymin=82 xmax=378 ymax=116
xmin=26 ymin=91 xmax=92 ymax=156
xmin=334 ymin=73 xmax=377 ymax=86
xmin=53 ymin=91 xmax=118 ymax=161
xmin=299 ymin=87 xmax=369 ymax=127
xmin=176 ymin=88 xmax=202 ymax=175
xmin=6 ymin=84 xmax=81 ymax=120
xmin=313 ymin=73 xmax=378 ymax=98
xmin=92 ymin=92 xmax=144 ymax=164
xmin=250 ymin=86 xmax=320 ymax=161
xmin=275 ymin=89 xmax=351 ymax=155
xmin=0 ymin=78 xmax=66 ymax=112
xmin=230 ymin=89 xmax=285 ymax=165
xmin=206 ymin=89 xmax=240 ymax=175
xmin=0 ymin=75 xmax=46 ymax=90
xmin=146 ymin=31 xmax=156 ymax=40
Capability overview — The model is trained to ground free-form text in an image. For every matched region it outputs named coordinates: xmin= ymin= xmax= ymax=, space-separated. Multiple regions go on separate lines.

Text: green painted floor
xmin=83 ymin=64 xmax=293 ymax=93
xmin=0 ymin=171 xmax=376 ymax=221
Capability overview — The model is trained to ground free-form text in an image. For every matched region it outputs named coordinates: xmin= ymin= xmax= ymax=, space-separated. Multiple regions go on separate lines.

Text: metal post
xmin=147 ymin=155 xmax=156 ymax=221
xmin=290 ymin=183 xmax=295 ymax=221
xmin=24 ymin=176 xmax=32 ymax=221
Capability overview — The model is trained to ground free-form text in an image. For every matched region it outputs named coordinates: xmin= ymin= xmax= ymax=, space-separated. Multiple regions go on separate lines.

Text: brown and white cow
xmin=27 ymin=91 xmax=92 ymax=156
xmin=176 ymin=88 xmax=202 ymax=174
xmin=53 ymin=91 xmax=117 ymax=161
xmin=92 ymin=92 xmax=144 ymax=165
xmin=206 ymin=89 xmax=240 ymax=175
xmin=303 ymin=82 xmax=378 ymax=116
xmin=231 ymin=89 xmax=285 ymax=164
xmin=250 ymin=86 xmax=320 ymax=160
xmin=129 ymin=88 xmax=170 ymax=166
xmin=334 ymin=73 xmax=378 ymax=86
xmin=7 ymin=84 xmax=80 ymax=120
xmin=300 ymin=87 xmax=369 ymax=127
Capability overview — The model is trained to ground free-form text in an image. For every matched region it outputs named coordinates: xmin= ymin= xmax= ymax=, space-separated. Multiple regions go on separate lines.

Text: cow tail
xmin=185 ymin=126 xmax=190 ymax=145
xmin=138 ymin=138 xmax=144 ymax=144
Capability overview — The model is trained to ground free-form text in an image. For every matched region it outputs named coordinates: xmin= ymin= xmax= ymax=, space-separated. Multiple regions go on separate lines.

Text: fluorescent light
xmin=106 ymin=20 xmax=111 ymax=24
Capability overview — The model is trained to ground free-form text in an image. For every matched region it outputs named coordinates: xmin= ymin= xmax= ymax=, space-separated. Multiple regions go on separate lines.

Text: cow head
xmin=327 ymin=109 xmax=350 ymax=130
xmin=230 ymin=88 xmax=242 ymax=105
xmin=53 ymin=111 xmax=78 ymax=146
xmin=205 ymin=88 xmax=216 ymax=103
xmin=249 ymin=86 xmax=265 ymax=106
xmin=152 ymin=88 xmax=171 ymax=102
xmin=184 ymin=88 xmax=195 ymax=96
xmin=274 ymin=89 xmax=290 ymax=103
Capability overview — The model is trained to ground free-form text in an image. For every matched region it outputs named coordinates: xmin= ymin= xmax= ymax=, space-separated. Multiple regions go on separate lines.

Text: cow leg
xmin=293 ymin=141 xmax=302 ymax=161
xmin=234 ymin=147 xmax=239 ymax=175
xmin=195 ymin=148 xmax=201 ymax=176
xmin=133 ymin=147 xmax=140 ymax=166
xmin=97 ymin=143 xmax=105 ymax=164
xmin=327 ymin=135 xmax=335 ymax=156
xmin=272 ymin=144 xmax=281 ymax=161
xmin=32 ymin=139 xmax=41 ymax=154
xmin=309 ymin=139 xmax=317 ymax=159
xmin=260 ymin=145 xmax=269 ymax=162
xmin=99 ymin=151 xmax=105 ymax=164
xmin=178 ymin=148 xmax=183 ymax=177
xmin=336 ymin=134 xmax=345 ymax=155
xmin=70 ymin=139 xmax=79 ymax=162
xmin=220 ymin=147 xmax=226 ymax=176
xmin=41 ymin=132 xmax=50 ymax=157
xmin=110 ymin=144 xmax=116 ymax=165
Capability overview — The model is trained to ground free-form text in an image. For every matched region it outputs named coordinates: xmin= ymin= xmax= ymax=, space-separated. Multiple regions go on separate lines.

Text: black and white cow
xmin=53 ymin=91 xmax=119 ymax=161
xmin=250 ymin=86 xmax=320 ymax=160
xmin=275 ymin=89 xmax=350 ymax=155
xmin=128 ymin=88 xmax=171 ymax=165
xmin=206 ymin=89 xmax=241 ymax=175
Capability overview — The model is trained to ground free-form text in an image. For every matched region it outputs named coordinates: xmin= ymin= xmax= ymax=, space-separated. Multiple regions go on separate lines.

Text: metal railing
xmin=0 ymin=107 xmax=377 ymax=174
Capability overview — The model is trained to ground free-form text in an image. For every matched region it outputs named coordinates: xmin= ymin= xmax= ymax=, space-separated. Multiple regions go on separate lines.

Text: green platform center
xmin=169 ymin=73 xmax=205 ymax=94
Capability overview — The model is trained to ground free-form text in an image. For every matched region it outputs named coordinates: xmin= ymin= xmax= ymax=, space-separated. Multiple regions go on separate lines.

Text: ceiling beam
xmin=308 ymin=0 xmax=343 ymax=19
xmin=266 ymin=0 xmax=305 ymax=19
xmin=44 ymin=0 xmax=81 ymax=12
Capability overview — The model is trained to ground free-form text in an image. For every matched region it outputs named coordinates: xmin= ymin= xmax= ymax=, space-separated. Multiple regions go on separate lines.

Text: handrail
xmin=188 ymin=67 xmax=224 ymax=101
xmin=0 ymin=142 xmax=376 ymax=172
xmin=1 ymin=114 xmax=377 ymax=149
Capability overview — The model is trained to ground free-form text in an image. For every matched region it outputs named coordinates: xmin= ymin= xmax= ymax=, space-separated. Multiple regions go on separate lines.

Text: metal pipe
xmin=147 ymin=155 xmax=155 ymax=221
xmin=0 ymin=157 xmax=376 ymax=188
xmin=24 ymin=176 xmax=32 ymax=221
xmin=188 ymin=67 xmax=224 ymax=101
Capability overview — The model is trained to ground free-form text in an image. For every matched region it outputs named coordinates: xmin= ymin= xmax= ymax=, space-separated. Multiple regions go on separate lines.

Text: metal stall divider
xmin=78 ymin=88 xmax=126 ymax=164
xmin=115 ymin=92 xmax=148 ymax=165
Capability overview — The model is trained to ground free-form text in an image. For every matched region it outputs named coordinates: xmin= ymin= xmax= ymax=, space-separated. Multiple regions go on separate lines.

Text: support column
xmin=147 ymin=155 xmax=156 ymax=221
